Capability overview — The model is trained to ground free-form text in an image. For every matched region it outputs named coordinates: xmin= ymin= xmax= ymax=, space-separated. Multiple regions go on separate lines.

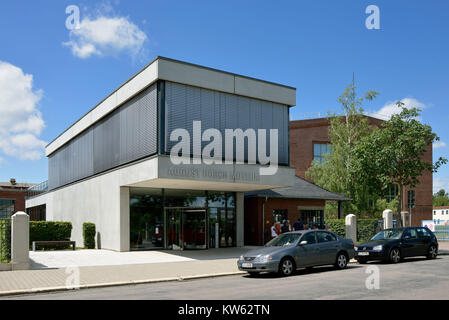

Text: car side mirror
xmin=299 ymin=240 xmax=308 ymax=246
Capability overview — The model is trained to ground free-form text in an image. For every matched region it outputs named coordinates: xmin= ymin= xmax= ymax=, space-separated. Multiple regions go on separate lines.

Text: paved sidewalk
xmin=0 ymin=258 xmax=244 ymax=296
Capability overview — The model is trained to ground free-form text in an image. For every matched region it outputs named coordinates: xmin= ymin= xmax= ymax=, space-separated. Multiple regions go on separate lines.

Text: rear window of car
xmin=417 ymin=228 xmax=431 ymax=238
xmin=317 ymin=232 xmax=337 ymax=243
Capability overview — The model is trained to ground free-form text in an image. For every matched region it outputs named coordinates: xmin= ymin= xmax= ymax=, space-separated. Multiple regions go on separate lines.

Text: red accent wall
xmin=244 ymin=197 xmax=325 ymax=245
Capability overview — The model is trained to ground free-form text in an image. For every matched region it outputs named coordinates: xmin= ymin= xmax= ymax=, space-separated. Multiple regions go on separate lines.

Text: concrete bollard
xmin=382 ymin=209 xmax=393 ymax=229
xmin=345 ymin=214 xmax=357 ymax=244
xmin=401 ymin=211 xmax=410 ymax=227
xmin=11 ymin=211 xmax=30 ymax=270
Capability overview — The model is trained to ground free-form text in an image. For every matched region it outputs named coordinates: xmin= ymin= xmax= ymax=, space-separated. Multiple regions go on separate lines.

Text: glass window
xmin=301 ymin=232 xmax=316 ymax=244
xmin=129 ymin=188 xmax=164 ymax=250
xmin=407 ymin=190 xmax=416 ymax=208
xmin=384 ymin=184 xmax=398 ymax=202
xmin=313 ymin=143 xmax=332 ymax=164
xmin=0 ymin=199 xmax=14 ymax=219
xmin=403 ymin=228 xmax=417 ymax=239
xmin=317 ymin=231 xmax=336 ymax=243
xmin=164 ymin=189 xmax=206 ymax=208
xmin=266 ymin=233 xmax=301 ymax=247
xmin=417 ymin=228 xmax=431 ymax=238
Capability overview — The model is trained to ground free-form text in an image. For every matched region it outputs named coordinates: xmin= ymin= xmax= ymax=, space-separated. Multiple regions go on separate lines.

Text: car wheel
xmin=278 ymin=257 xmax=295 ymax=277
xmin=335 ymin=252 xmax=348 ymax=269
xmin=389 ymin=248 xmax=401 ymax=264
xmin=247 ymin=271 xmax=260 ymax=276
xmin=357 ymin=258 xmax=367 ymax=264
xmin=426 ymin=245 xmax=438 ymax=259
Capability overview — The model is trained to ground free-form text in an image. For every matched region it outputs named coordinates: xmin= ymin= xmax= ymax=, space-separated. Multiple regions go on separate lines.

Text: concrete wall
xmin=46 ymin=157 xmax=158 ymax=251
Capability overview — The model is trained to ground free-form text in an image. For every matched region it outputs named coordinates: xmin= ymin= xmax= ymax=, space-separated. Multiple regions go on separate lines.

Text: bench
xmin=32 ymin=241 xmax=76 ymax=251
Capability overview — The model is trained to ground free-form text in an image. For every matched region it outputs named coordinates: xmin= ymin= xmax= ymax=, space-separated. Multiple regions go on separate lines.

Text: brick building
xmin=244 ymin=176 xmax=350 ymax=245
xmin=289 ymin=116 xmax=433 ymax=226
xmin=0 ymin=178 xmax=35 ymax=219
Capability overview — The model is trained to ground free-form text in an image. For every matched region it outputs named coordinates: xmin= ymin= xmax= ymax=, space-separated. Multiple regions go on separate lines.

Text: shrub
xmin=326 ymin=219 xmax=345 ymax=237
xmin=83 ymin=222 xmax=96 ymax=249
xmin=357 ymin=219 xmax=379 ymax=243
xmin=0 ymin=219 xmax=11 ymax=263
xmin=29 ymin=221 xmax=72 ymax=250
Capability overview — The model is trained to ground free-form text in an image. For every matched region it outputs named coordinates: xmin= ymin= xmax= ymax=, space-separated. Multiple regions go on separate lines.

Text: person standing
xmin=271 ymin=222 xmax=279 ymax=239
xmin=281 ymin=219 xmax=290 ymax=233
xmin=293 ymin=218 xmax=304 ymax=231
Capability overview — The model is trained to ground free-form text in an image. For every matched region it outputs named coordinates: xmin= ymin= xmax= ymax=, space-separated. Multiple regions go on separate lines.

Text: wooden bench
xmin=32 ymin=241 xmax=76 ymax=251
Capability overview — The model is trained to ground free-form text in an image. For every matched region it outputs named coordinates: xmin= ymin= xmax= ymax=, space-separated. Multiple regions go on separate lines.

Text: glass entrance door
xmin=164 ymin=207 xmax=207 ymax=250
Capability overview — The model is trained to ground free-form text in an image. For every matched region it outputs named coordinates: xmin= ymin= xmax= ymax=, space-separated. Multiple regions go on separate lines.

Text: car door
xmin=416 ymin=228 xmax=432 ymax=255
xmin=295 ymin=232 xmax=321 ymax=267
xmin=316 ymin=231 xmax=339 ymax=265
xmin=401 ymin=228 xmax=420 ymax=257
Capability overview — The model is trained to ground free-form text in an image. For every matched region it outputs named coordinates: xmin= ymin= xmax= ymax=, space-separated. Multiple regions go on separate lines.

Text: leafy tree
xmin=433 ymin=189 xmax=449 ymax=206
xmin=306 ymin=81 xmax=379 ymax=216
xmin=353 ymin=103 xmax=447 ymax=216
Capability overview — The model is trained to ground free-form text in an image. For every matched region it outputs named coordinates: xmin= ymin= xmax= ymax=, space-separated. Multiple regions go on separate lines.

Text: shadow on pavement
xmin=241 ymin=264 xmax=362 ymax=279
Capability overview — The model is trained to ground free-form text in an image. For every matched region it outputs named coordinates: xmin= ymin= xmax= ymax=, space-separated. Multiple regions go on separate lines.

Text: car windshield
xmin=371 ymin=229 xmax=403 ymax=240
xmin=265 ymin=233 xmax=301 ymax=247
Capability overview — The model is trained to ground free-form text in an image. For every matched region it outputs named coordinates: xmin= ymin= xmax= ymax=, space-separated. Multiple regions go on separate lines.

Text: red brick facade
xmin=0 ymin=189 xmax=27 ymax=214
xmin=289 ymin=117 xmax=433 ymax=226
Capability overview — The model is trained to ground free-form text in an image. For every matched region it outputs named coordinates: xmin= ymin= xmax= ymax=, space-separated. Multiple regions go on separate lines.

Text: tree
xmin=306 ymin=81 xmax=379 ymax=216
xmin=433 ymin=189 xmax=449 ymax=206
xmin=353 ymin=103 xmax=447 ymax=216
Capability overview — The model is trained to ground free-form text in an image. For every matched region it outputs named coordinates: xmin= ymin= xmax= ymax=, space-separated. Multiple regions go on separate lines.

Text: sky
xmin=0 ymin=0 xmax=448 ymax=192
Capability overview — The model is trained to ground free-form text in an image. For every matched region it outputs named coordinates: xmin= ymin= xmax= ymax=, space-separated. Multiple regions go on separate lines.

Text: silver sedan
xmin=237 ymin=230 xmax=355 ymax=276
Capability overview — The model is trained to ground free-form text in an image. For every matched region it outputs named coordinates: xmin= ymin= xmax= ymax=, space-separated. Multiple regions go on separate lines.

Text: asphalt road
xmin=5 ymin=254 xmax=449 ymax=300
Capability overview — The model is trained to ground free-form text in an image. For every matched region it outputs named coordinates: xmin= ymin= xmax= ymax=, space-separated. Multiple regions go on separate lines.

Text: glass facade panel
xmin=130 ymin=188 xmax=236 ymax=250
xmin=130 ymin=188 xmax=164 ymax=250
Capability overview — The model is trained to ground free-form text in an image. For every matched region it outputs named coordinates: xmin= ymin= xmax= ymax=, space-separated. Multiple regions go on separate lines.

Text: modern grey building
xmin=26 ymin=57 xmax=296 ymax=251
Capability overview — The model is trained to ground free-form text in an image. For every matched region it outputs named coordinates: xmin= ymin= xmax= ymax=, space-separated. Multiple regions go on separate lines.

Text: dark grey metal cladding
xmin=48 ymin=84 xmax=157 ymax=191
xmin=164 ymin=81 xmax=289 ymax=165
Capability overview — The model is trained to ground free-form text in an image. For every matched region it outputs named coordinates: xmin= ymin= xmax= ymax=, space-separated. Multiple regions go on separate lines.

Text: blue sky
xmin=0 ymin=0 xmax=448 ymax=192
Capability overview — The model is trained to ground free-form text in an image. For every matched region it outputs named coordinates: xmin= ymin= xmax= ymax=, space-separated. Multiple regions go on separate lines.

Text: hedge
xmin=29 ymin=221 xmax=72 ymax=250
xmin=357 ymin=219 xmax=379 ymax=243
xmin=0 ymin=219 xmax=11 ymax=263
xmin=83 ymin=222 xmax=96 ymax=249
xmin=326 ymin=219 xmax=345 ymax=237
xmin=326 ymin=218 xmax=379 ymax=242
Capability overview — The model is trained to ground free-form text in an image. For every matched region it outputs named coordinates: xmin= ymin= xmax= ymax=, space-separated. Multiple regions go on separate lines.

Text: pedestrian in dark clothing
xmin=293 ymin=218 xmax=304 ymax=231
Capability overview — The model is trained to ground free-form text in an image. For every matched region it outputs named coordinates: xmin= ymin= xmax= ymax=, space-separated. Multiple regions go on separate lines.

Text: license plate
xmin=242 ymin=263 xmax=253 ymax=268
xmin=358 ymin=252 xmax=369 ymax=256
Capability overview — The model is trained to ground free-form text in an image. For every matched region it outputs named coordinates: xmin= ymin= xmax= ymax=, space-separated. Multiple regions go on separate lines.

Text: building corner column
xmin=236 ymin=192 xmax=244 ymax=247
xmin=119 ymin=187 xmax=130 ymax=252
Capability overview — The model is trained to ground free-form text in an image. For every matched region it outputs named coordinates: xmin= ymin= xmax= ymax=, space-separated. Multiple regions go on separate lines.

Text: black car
xmin=355 ymin=227 xmax=438 ymax=264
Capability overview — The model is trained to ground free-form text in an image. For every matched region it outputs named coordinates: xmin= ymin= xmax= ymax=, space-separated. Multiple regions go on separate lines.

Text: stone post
xmin=382 ymin=209 xmax=393 ymax=229
xmin=11 ymin=211 xmax=30 ymax=270
xmin=345 ymin=214 xmax=357 ymax=243
xmin=401 ymin=211 xmax=410 ymax=227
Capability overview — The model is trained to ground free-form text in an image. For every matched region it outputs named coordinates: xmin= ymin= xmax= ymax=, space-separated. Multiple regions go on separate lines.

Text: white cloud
xmin=369 ymin=98 xmax=428 ymax=120
xmin=433 ymin=141 xmax=447 ymax=150
xmin=0 ymin=61 xmax=46 ymax=160
xmin=63 ymin=15 xmax=147 ymax=59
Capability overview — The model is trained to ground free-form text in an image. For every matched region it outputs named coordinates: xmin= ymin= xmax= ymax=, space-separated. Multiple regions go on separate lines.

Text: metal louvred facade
xmin=48 ymin=83 xmax=158 ymax=190
xmin=164 ymin=81 xmax=289 ymax=165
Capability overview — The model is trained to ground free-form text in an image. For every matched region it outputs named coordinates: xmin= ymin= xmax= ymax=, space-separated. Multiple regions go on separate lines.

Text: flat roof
xmin=46 ymin=56 xmax=296 ymax=156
